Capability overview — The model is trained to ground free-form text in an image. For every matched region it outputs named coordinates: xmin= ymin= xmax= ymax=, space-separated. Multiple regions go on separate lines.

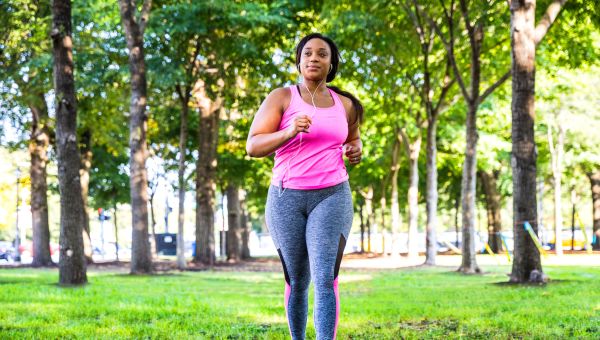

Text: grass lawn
xmin=0 ymin=264 xmax=599 ymax=339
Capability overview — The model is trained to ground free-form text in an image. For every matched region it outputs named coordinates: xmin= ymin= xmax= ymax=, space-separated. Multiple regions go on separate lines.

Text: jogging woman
xmin=246 ymin=33 xmax=364 ymax=340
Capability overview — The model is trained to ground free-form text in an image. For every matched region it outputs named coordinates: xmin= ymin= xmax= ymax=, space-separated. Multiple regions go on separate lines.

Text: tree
xmin=509 ymin=0 xmax=567 ymax=283
xmin=406 ymin=0 xmax=456 ymax=265
xmin=429 ymin=0 xmax=511 ymax=273
xmin=51 ymin=0 xmax=87 ymax=285
xmin=226 ymin=184 xmax=241 ymax=262
xmin=1 ymin=0 xmax=54 ymax=267
xmin=118 ymin=0 xmax=153 ymax=274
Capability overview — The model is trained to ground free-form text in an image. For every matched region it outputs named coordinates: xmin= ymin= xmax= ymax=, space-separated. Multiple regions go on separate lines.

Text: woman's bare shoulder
xmin=266 ymin=86 xmax=292 ymax=111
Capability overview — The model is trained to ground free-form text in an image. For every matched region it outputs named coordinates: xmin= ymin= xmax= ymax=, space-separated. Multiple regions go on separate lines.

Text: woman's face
xmin=299 ymin=38 xmax=332 ymax=81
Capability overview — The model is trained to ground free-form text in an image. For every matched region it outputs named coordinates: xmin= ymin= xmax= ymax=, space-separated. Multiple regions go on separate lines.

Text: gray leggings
xmin=265 ymin=181 xmax=353 ymax=340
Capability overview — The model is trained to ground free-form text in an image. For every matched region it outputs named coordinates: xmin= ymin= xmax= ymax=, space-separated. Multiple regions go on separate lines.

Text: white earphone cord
xmin=278 ymin=78 xmax=325 ymax=197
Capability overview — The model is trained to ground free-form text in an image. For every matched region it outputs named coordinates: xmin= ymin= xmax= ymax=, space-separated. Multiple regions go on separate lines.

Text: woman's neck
xmin=301 ymin=78 xmax=326 ymax=93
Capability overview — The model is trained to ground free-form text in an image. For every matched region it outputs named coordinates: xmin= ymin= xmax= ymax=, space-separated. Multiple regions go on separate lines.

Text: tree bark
xmin=459 ymin=103 xmax=481 ymax=273
xmin=509 ymin=0 xmax=544 ymax=283
xmin=51 ymin=0 xmax=87 ymax=285
xmin=176 ymin=88 xmax=190 ymax=270
xmin=424 ymin=118 xmax=438 ymax=264
xmin=548 ymin=124 xmax=565 ymax=255
xmin=400 ymin=129 xmax=421 ymax=259
xmin=390 ymin=136 xmax=402 ymax=257
xmin=359 ymin=199 xmax=365 ymax=253
xmin=113 ymin=203 xmax=120 ymax=262
xmin=380 ymin=178 xmax=387 ymax=255
xmin=226 ymin=184 xmax=242 ymax=262
xmin=365 ymin=186 xmax=374 ymax=253
xmin=119 ymin=0 xmax=153 ymax=274
xmin=240 ymin=190 xmax=251 ymax=260
xmin=79 ymin=129 xmax=93 ymax=263
xmin=589 ymin=171 xmax=600 ymax=250
xmin=29 ymin=93 xmax=53 ymax=267
xmin=148 ymin=184 xmax=157 ymax=258
xmin=479 ymin=170 xmax=503 ymax=253
xmin=194 ymin=94 xmax=221 ymax=265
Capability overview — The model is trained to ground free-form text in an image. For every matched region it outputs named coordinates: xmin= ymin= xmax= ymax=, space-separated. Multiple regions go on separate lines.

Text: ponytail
xmin=327 ymin=85 xmax=364 ymax=127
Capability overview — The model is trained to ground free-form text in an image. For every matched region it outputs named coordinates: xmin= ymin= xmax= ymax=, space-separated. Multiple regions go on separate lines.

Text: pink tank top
xmin=271 ymin=85 xmax=349 ymax=190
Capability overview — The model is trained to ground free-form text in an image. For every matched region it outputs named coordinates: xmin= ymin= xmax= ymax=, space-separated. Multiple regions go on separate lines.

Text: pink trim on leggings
xmin=285 ymin=282 xmax=292 ymax=336
xmin=333 ymin=277 xmax=340 ymax=339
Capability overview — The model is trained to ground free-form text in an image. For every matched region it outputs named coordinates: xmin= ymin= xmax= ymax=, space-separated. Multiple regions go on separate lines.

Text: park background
xmin=1 ymin=0 xmax=599 ymax=338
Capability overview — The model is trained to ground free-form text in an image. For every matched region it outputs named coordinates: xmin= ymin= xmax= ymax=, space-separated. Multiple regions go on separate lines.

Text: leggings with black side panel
xmin=265 ymin=181 xmax=353 ymax=340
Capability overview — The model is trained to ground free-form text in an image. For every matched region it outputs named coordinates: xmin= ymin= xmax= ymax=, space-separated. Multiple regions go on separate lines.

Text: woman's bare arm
xmin=246 ymin=88 xmax=312 ymax=158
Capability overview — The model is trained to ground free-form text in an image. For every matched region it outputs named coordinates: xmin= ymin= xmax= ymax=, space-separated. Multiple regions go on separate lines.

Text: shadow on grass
xmin=493 ymin=279 xmax=576 ymax=287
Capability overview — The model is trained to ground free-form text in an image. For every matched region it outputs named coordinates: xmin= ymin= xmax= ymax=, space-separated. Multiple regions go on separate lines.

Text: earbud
xmin=297 ymin=64 xmax=301 ymax=72
xmin=329 ymin=64 xmax=333 ymax=74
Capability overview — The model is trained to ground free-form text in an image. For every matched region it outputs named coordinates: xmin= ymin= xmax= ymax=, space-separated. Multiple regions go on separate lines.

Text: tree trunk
xmin=366 ymin=186 xmax=374 ymax=253
xmin=454 ymin=195 xmax=460 ymax=247
xmin=240 ymin=190 xmax=251 ymax=260
xmin=51 ymin=0 xmax=87 ymax=285
xmin=459 ymin=103 xmax=481 ymax=274
xmin=148 ymin=189 xmax=157 ymax=258
xmin=380 ymin=179 xmax=387 ymax=255
xmin=589 ymin=171 xmax=600 ymax=250
xmin=479 ymin=170 xmax=503 ymax=253
xmin=176 ymin=91 xmax=190 ymax=270
xmin=424 ymin=117 xmax=438 ymax=264
xmin=113 ymin=203 xmax=120 ymax=262
xmin=359 ymin=200 xmax=365 ymax=253
xmin=119 ymin=0 xmax=153 ymax=274
xmin=509 ymin=0 xmax=545 ymax=283
xmin=400 ymin=130 xmax=421 ymax=259
xmin=79 ymin=129 xmax=93 ymax=263
xmin=548 ymin=125 xmax=564 ymax=255
xmin=390 ymin=137 xmax=402 ymax=257
xmin=194 ymin=103 xmax=220 ymax=265
xmin=29 ymin=93 xmax=53 ymax=267
xmin=226 ymin=184 xmax=242 ymax=262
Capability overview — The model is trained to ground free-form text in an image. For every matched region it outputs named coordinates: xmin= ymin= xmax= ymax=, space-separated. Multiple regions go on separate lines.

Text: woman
xmin=246 ymin=33 xmax=363 ymax=340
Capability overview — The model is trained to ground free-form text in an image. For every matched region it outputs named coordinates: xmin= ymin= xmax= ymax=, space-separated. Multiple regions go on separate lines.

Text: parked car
xmin=0 ymin=241 xmax=16 ymax=262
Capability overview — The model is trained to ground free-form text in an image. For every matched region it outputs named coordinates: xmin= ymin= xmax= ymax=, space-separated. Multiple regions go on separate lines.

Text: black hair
xmin=295 ymin=33 xmax=364 ymax=127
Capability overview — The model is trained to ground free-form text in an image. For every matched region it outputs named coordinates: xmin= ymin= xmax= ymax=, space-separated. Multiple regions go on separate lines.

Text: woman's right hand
xmin=286 ymin=114 xmax=313 ymax=139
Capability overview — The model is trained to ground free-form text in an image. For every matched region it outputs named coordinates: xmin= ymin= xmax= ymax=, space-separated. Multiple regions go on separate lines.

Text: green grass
xmin=0 ymin=265 xmax=599 ymax=339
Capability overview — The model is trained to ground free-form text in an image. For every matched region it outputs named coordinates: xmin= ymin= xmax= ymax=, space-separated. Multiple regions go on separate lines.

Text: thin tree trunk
xmin=119 ymin=0 xmax=153 ymax=274
xmin=548 ymin=125 xmax=564 ymax=255
xmin=589 ymin=171 xmax=600 ymax=250
xmin=226 ymin=184 xmax=242 ymax=262
xmin=148 ymin=188 xmax=157 ymax=258
xmin=459 ymin=103 xmax=481 ymax=273
xmin=424 ymin=117 xmax=438 ymax=264
xmin=29 ymin=93 xmax=53 ymax=267
xmin=176 ymin=89 xmax=190 ymax=269
xmin=390 ymin=136 xmax=402 ymax=257
xmin=380 ymin=178 xmax=387 ymax=255
xmin=479 ymin=170 xmax=503 ymax=253
xmin=454 ymin=195 xmax=460 ymax=247
xmin=79 ymin=129 xmax=93 ymax=263
xmin=366 ymin=186 xmax=374 ymax=253
xmin=509 ymin=0 xmax=544 ymax=283
xmin=240 ymin=190 xmax=251 ymax=259
xmin=194 ymin=98 xmax=221 ymax=265
xmin=400 ymin=130 xmax=421 ymax=259
xmin=51 ymin=0 xmax=87 ymax=285
xmin=113 ymin=203 xmax=119 ymax=262
xmin=359 ymin=200 xmax=365 ymax=253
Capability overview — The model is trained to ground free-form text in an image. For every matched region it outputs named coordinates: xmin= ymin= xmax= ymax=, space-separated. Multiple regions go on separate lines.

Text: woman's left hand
xmin=344 ymin=141 xmax=362 ymax=165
